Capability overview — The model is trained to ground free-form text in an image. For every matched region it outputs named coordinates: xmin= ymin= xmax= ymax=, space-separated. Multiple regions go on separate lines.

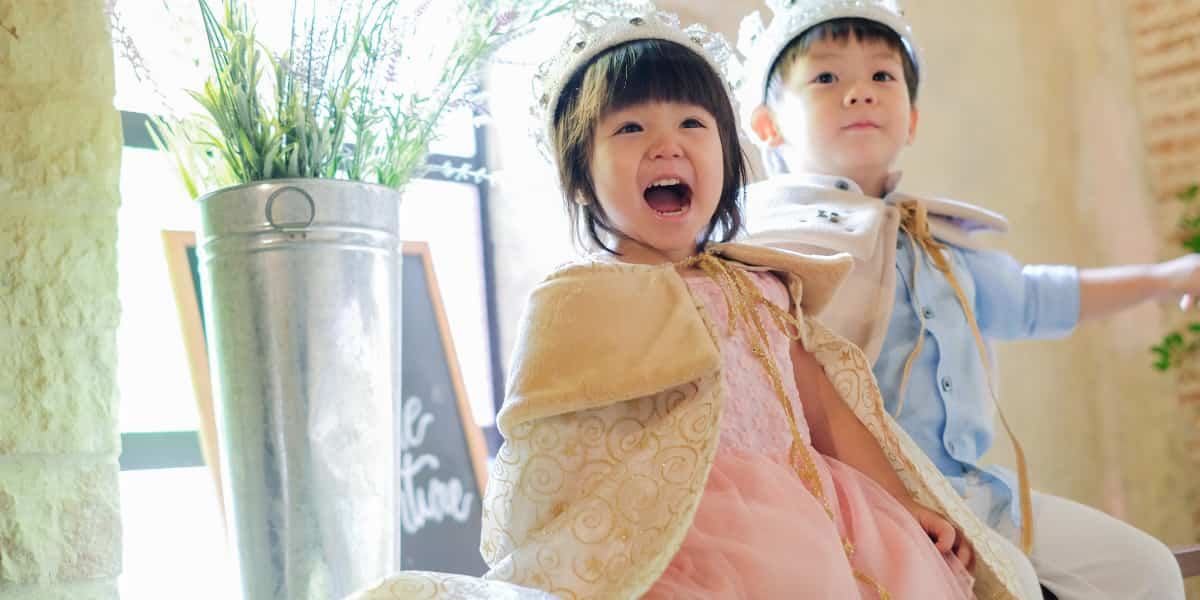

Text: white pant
xmin=963 ymin=480 xmax=1185 ymax=600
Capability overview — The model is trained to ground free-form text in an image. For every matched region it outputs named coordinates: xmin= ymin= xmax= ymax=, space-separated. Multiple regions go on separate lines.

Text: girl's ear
xmin=750 ymin=105 xmax=784 ymax=148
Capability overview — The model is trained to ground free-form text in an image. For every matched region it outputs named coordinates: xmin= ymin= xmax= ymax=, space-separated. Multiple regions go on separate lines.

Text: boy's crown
xmin=530 ymin=1 xmax=740 ymax=159
xmin=736 ymin=0 xmax=918 ymax=113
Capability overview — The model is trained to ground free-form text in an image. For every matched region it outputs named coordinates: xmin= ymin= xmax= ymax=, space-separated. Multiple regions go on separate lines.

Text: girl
xmin=352 ymin=7 xmax=1021 ymax=600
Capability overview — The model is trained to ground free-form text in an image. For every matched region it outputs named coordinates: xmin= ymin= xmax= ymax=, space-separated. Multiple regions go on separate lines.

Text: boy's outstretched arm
xmin=1078 ymin=254 xmax=1200 ymax=321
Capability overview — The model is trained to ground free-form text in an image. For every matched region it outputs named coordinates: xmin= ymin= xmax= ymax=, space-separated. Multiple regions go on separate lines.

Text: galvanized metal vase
xmin=197 ymin=179 xmax=402 ymax=600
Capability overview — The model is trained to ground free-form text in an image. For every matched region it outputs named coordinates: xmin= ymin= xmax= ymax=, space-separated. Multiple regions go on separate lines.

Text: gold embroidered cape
xmin=348 ymin=243 xmax=1020 ymax=600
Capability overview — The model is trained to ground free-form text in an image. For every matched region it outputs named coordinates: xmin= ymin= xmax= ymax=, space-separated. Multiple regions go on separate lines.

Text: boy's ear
xmin=750 ymin=105 xmax=785 ymax=148
xmin=907 ymin=104 xmax=919 ymax=145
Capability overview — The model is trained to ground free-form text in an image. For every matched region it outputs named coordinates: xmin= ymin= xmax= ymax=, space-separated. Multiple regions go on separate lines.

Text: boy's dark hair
xmin=552 ymin=38 xmax=749 ymax=254
xmin=766 ymin=18 xmax=920 ymax=104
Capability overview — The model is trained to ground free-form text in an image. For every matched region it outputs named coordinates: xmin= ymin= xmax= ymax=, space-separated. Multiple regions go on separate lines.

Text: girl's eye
xmin=681 ymin=118 xmax=705 ymax=129
xmin=813 ymin=72 xmax=836 ymax=84
xmin=873 ymin=71 xmax=896 ymax=82
xmin=615 ymin=122 xmax=642 ymax=134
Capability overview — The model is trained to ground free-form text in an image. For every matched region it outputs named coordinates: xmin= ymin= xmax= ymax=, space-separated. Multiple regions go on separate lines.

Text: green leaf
xmin=151 ymin=0 xmax=570 ymax=195
xmin=1179 ymin=184 xmax=1200 ymax=203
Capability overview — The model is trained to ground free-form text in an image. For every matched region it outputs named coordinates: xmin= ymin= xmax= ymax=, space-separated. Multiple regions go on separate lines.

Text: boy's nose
xmin=844 ymin=87 xmax=876 ymax=106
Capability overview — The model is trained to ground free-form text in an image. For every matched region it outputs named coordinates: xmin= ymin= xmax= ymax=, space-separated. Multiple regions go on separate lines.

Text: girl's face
xmin=588 ymin=100 xmax=725 ymax=264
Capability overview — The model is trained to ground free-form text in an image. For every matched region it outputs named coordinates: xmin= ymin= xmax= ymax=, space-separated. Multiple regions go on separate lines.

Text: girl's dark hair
xmin=551 ymin=38 xmax=749 ymax=253
xmin=767 ymin=18 xmax=920 ymax=104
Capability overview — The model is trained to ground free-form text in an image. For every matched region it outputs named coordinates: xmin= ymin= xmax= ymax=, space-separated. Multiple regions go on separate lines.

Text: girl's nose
xmin=650 ymin=137 xmax=684 ymax=159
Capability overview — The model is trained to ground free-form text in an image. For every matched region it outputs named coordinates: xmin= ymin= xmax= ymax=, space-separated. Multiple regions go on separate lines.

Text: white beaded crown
xmin=530 ymin=1 xmax=741 ymax=160
xmin=736 ymin=0 xmax=919 ymax=118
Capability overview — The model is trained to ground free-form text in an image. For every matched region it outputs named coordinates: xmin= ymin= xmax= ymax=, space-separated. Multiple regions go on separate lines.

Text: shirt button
xmin=835 ymin=180 xmax=850 ymax=191
xmin=940 ymin=377 xmax=953 ymax=392
xmin=922 ymin=306 xmax=935 ymax=320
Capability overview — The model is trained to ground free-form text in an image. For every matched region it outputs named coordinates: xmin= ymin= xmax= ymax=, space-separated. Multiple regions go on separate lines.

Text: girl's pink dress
xmin=644 ymin=272 xmax=974 ymax=599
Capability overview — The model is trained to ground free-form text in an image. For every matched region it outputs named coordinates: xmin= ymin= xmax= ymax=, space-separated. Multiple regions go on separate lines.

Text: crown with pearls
xmin=530 ymin=1 xmax=741 ymax=159
xmin=736 ymin=0 xmax=919 ymax=119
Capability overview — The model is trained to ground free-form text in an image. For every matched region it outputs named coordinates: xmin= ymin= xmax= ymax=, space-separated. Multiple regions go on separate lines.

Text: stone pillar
xmin=0 ymin=0 xmax=123 ymax=598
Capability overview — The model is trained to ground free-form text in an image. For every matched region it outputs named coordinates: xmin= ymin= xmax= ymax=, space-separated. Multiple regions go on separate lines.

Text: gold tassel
xmin=895 ymin=200 xmax=1035 ymax=555
xmin=679 ymin=250 xmax=890 ymax=596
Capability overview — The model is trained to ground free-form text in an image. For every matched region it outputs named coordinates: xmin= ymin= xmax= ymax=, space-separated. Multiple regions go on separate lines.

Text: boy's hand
xmin=1158 ymin=254 xmax=1200 ymax=310
xmin=908 ymin=503 xmax=975 ymax=570
xmin=1082 ymin=254 xmax=1200 ymax=320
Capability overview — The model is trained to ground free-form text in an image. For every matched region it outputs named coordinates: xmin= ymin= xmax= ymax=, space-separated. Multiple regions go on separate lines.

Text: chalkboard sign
xmin=164 ymin=233 xmax=490 ymax=576
xmin=398 ymin=241 xmax=489 ymax=576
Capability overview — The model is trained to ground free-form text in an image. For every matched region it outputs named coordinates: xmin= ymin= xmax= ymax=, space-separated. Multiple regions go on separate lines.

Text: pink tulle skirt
xmin=645 ymin=447 xmax=975 ymax=599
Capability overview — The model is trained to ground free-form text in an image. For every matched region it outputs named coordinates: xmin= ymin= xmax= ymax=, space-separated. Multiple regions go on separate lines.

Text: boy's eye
xmin=681 ymin=118 xmax=705 ymax=129
xmin=873 ymin=71 xmax=896 ymax=82
xmin=615 ymin=122 xmax=643 ymax=134
xmin=813 ymin=72 xmax=837 ymax=84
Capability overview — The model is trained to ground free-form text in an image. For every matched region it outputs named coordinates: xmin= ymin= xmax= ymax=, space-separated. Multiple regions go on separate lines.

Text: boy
xmin=737 ymin=1 xmax=1192 ymax=598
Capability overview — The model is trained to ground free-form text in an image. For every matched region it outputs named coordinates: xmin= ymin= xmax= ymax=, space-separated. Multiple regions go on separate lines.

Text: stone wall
xmin=0 ymin=1 xmax=123 ymax=597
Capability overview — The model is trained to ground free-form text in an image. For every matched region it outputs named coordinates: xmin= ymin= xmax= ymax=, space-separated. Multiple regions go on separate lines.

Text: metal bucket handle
xmin=265 ymin=185 xmax=316 ymax=230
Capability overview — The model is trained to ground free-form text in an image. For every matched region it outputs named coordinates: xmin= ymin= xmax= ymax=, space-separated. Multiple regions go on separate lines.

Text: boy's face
xmin=756 ymin=34 xmax=917 ymax=181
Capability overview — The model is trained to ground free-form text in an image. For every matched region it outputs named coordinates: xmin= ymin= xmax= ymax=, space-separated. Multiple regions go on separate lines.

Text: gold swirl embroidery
xmin=480 ymin=374 xmax=723 ymax=598
xmin=676 ymin=395 xmax=717 ymax=444
xmin=655 ymin=385 xmax=692 ymax=416
xmin=615 ymin=475 xmax=662 ymax=521
xmin=654 ymin=445 xmax=702 ymax=485
xmin=608 ymin=417 xmax=651 ymax=457
xmin=529 ymin=420 xmax=563 ymax=452
xmin=577 ymin=415 xmax=607 ymax=446
xmin=521 ymin=455 xmax=567 ymax=496
xmin=570 ymin=497 xmax=616 ymax=545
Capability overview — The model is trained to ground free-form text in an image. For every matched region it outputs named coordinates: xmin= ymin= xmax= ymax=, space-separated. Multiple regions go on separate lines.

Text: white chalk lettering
xmin=399 ymin=395 xmax=473 ymax=534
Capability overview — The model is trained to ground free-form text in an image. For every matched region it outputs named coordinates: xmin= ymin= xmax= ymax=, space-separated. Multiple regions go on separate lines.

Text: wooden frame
xmin=160 ymin=233 xmax=488 ymax=520
xmin=161 ymin=230 xmax=225 ymax=523
xmin=405 ymin=241 xmax=489 ymax=492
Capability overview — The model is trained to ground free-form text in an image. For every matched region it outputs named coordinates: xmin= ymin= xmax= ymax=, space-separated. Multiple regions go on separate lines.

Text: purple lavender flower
xmin=495 ymin=9 xmax=518 ymax=29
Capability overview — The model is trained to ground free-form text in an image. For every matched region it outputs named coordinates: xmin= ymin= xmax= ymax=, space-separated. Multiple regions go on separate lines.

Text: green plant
xmin=131 ymin=0 xmax=569 ymax=197
xmin=1152 ymin=183 xmax=1200 ymax=371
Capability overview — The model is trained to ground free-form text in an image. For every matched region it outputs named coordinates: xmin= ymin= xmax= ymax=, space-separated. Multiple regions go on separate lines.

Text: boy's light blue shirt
xmin=879 ymin=218 xmax=1080 ymax=528
xmin=743 ymin=172 xmax=1082 ymax=529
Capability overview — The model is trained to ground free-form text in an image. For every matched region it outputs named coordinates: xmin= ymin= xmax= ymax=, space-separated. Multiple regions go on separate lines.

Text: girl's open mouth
xmin=644 ymin=178 xmax=693 ymax=217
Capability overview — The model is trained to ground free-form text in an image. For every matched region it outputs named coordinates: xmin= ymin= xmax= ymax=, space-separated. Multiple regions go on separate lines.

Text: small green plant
xmin=115 ymin=0 xmax=569 ymax=198
xmin=1152 ymin=183 xmax=1200 ymax=371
